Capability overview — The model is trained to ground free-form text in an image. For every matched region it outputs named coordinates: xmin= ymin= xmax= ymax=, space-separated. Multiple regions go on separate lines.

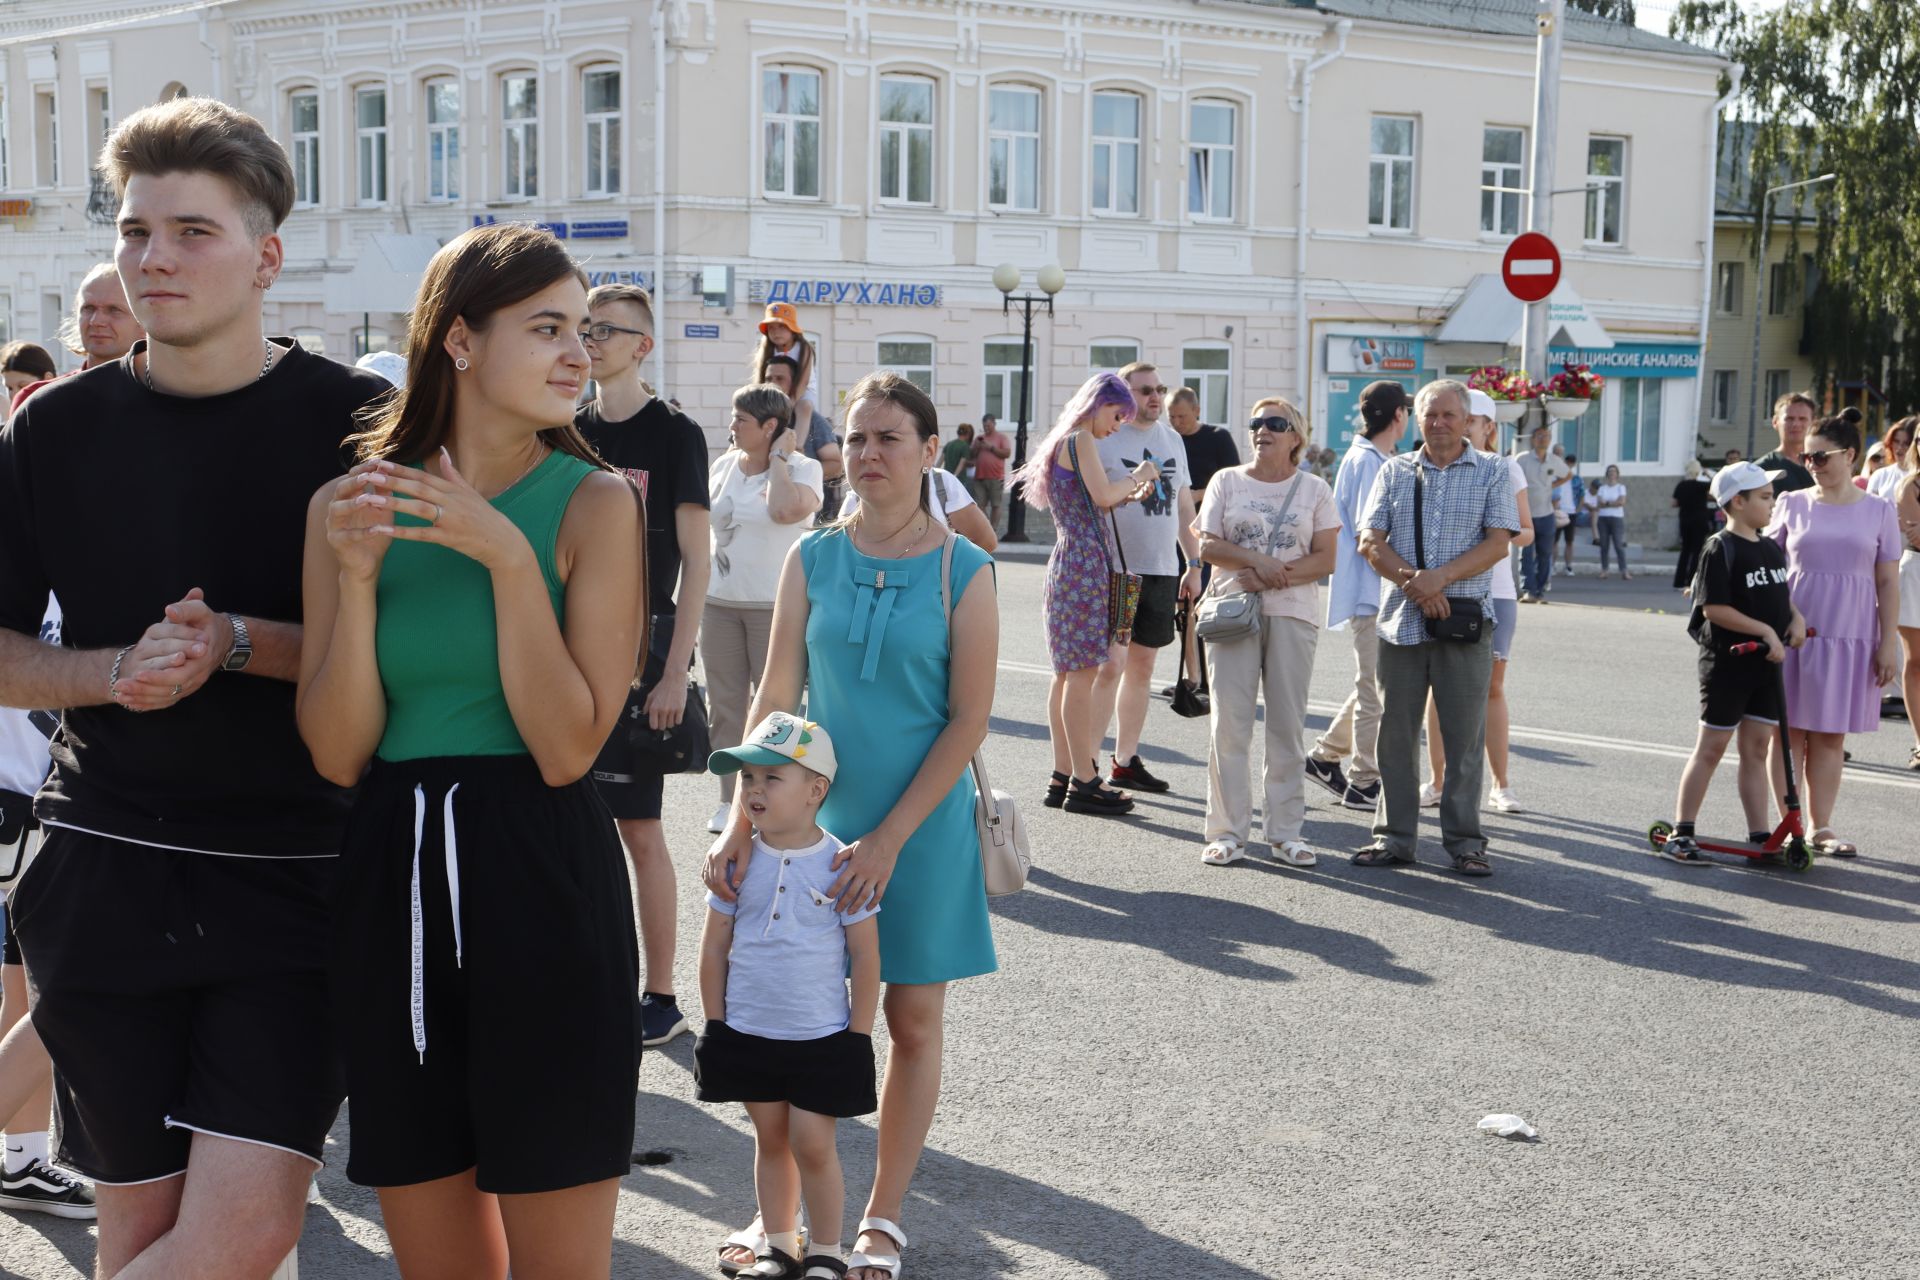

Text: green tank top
xmin=374 ymin=449 xmax=597 ymax=761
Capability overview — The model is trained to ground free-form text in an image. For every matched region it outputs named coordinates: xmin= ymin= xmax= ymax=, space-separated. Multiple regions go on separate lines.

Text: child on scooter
xmin=1663 ymin=462 xmax=1807 ymax=864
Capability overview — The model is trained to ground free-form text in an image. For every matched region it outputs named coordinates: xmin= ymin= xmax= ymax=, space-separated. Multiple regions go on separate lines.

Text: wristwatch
xmin=222 ymin=614 xmax=253 ymax=672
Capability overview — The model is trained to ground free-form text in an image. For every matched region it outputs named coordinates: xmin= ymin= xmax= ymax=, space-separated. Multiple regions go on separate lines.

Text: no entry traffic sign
xmin=1502 ymin=232 xmax=1561 ymax=304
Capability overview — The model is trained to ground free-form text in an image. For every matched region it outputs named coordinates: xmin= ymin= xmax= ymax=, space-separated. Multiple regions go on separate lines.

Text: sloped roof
xmin=1234 ymin=0 xmax=1722 ymax=61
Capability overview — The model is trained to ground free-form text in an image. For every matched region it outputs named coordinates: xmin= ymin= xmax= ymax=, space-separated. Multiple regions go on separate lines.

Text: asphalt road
xmin=5 ymin=551 xmax=1917 ymax=1279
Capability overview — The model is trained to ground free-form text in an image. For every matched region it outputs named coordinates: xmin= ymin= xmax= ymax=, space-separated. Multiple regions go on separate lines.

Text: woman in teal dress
xmin=706 ymin=371 xmax=997 ymax=1280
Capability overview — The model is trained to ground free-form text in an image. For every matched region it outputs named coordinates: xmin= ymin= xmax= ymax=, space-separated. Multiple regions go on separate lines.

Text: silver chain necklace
xmin=141 ymin=340 xmax=276 ymax=393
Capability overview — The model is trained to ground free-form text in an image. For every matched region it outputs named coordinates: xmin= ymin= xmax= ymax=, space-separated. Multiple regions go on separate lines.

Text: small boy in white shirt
xmin=697 ymin=712 xmax=880 ymax=1280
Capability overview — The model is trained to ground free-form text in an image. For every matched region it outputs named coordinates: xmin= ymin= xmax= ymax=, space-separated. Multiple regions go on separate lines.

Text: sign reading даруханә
xmin=748 ymin=279 xmax=942 ymax=307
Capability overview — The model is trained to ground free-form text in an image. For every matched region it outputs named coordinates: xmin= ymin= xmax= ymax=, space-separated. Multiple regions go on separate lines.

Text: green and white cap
xmin=707 ymin=711 xmax=837 ymax=784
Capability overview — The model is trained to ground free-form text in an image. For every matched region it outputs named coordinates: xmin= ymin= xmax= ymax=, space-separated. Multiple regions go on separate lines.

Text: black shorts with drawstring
xmin=332 ymin=754 xmax=640 ymax=1194
xmin=9 ymin=827 xmax=343 ymax=1184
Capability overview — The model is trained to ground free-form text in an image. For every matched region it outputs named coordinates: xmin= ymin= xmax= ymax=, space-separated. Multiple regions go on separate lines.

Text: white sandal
xmin=1272 ymin=839 xmax=1317 ymax=868
xmin=1201 ymin=837 xmax=1245 ymax=866
xmin=847 ymin=1216 xmax=906 ymax=1279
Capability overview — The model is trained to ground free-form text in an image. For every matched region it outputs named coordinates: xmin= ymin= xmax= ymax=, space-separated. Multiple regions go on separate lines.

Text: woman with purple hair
xmin=1014 ymin=372 xmax=1158 ymax=815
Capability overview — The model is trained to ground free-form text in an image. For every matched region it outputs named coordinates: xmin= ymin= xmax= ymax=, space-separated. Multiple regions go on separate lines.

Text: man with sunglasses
xmin=1093 ymin=362 xmax=1199 ymax=793
xmin=1754 ymin=391 xmax=1817 ymax=494
xmin=575 ymin=283 xmax=712 ymax=1049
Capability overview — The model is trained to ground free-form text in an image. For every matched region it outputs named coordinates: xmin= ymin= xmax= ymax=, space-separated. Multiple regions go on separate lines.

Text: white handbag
xmin=938 ymin=535 xmax=1031 ymax=896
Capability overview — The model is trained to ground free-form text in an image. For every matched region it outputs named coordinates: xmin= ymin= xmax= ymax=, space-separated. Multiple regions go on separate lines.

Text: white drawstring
xmin=408 ymin=782 xmax=464 ymax=1065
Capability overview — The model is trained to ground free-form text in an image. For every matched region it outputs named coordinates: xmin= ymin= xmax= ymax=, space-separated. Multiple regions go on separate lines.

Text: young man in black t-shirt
xmin=0 ymin=99 xmax=389 ymax=1272
xmin=575 ymin=283 xmax=711 ymax=1047
xmin=1663 ymin=462 xmax=1806 ymax=864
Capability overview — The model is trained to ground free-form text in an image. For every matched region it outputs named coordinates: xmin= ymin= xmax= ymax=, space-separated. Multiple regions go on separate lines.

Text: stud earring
xmin=455 ymin=357 xmax=470 ymax=371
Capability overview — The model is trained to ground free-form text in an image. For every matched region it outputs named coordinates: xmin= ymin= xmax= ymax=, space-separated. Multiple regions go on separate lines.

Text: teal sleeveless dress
xmin=799 ymin=528 xmax=997 ymax=985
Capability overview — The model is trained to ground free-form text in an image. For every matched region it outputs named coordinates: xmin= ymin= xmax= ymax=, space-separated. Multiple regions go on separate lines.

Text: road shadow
xmin=993 ymin=867 xmax=1429 ymax=986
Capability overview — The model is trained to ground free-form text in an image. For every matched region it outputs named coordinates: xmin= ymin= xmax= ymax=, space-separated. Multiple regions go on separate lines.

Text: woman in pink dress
xmin=1767 ymin=410 xmax=1903 ymax=857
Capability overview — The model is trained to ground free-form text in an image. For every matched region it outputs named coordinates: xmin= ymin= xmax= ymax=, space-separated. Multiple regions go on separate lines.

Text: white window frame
xmin=1089 ymin=338 xmax=1141 ymax=371
xmin=425 ymin=78 xmax=460 ymax=203
xmin=355 ymin=86 xmax=388 ymax=206
xmin=289 ymin=90 xmax=320 ymax=209
xmin=1369 ymin=114 xmax=1417 ymax=233
xmin=0 ymin=291 xmax=12 ymax=345
xmin=33 ymin=86 xmax=59 ymax=188
xmin=581 ymin=66 xmax=621 ymax=197
xmin=1186 ymin=98 xmax=1236 ymax=223
xmin=88 ymin=85 xmax=113 ymax=159
xmin=1715 ymin=262 xmax=1743 ymax=316
xmin=987 ymin=84 xmax=1041 ymax=213
xmin=1480 ymin=125 xmax=1524 ymax=237
xmin=1090 ymin=90 xmax=1141 ymax=217
xmin=877 ymin=74 xmax=935 ymax=207
xmin=982 ymin=337 xmax=1030 ymax=430
xmin=1585 ymin=135 xmax=1626 ymax=246
xmin=1710 ymin=369 xmax=1737 ymax=425
xmin=0 ymin=91 xmax=10 ymax=190
xmin=1764 ymin=368 xmax=1791 ymax=414
xmin=1181 ymin=342 xmax=1232 ymax=425
xmin=762 ymin=65 xmax=823 ymax=201
xmin=501 ymin=72 xmax=540 ymax=201
xmin=877 ymin=334 xmax=935 ymax=394
xmin=1616 ymin=377 xmax=1663 ymax=465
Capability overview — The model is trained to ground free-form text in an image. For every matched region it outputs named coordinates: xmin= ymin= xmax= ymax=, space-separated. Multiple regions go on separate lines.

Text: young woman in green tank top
xmin=296 ymin=223 xmax=647 ymax=1279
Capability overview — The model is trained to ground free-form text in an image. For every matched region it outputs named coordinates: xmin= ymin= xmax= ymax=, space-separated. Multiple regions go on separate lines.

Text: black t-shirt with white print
xmin=1689 ymin=529 xmax=1793 ymax=656
xmin=0 ymin=341 xmax=392 ymax=856
xmin=576 ymin=396 xmax=711 ymax=618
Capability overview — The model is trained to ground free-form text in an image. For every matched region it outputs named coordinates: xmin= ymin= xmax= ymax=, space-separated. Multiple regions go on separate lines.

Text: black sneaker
xmin=640 ymin=995 xmax=689 ymax=1047
xmin=1303 ymin=756 xmax=1349 ymax=799
xmin=1659 ymin=835 xmax=1711 ymax=866
xmin=1109 ymin=755 xmax=1171 ymax=794
xmin=1340 ymin=780 xmax=1382 ymax=811
xmin=0 ymin=1159 xmax=97 ymax=1220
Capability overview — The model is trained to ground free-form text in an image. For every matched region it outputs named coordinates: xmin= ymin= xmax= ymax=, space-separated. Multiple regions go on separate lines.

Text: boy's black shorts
xmin=1699 ymin=651 xmax=1783 ymax=730
xmin=694 ymin=1021 xmax=876 ymax=1119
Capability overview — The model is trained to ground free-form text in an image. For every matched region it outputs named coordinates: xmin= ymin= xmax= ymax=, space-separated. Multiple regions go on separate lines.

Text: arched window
xmin=877 ymin=334 xmax=935 ymax=394
xmin=581 ymin=64 xmax=621 ymax=196
xmin=987 ymin=84 xmax=1041 ymax=212
xmin=500 ymin=71 xmax=539 ymax=199
xmin=1089 ymin=337 xmax=1140 ymax=371
xmin=877 ymin=75 xmax=935 ymax=205
xmin=288 ymin=88 xmax=320 ymax=208
xmin=1187 ymin=98 xmax=1236 ymax=221
xmin=1180 ymin=341 xmax=1232 ymax=424
xmin=424 ymin=78 xmax=460 ymax=202
xmin=1090 ymin=90 xmax=1142 ymax=216
xmin=158 ymin=81 xmax=190 ymax=103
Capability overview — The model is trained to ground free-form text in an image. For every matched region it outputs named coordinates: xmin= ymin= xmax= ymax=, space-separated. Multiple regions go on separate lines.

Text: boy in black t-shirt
xmin=1663 ymin=463 xmax=1806 ymax=864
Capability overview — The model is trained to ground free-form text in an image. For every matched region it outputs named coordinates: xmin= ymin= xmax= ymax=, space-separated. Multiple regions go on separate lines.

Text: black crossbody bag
xmin=1413 ymin=466 xmax=1484 ymax=644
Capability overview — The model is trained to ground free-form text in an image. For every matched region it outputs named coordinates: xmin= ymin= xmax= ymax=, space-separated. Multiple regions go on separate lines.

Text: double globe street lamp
xmin=992 ymin=262 xmax=1065 ymax=542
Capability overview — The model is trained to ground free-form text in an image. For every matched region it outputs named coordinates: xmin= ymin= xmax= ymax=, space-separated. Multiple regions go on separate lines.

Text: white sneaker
xmin=1419 ymin=782 xmax=1442 ymax=808
xmin=1487 ymin=787 xmax=1523 ymax=813
xmin=707 ymin=804 xmax=729 ymax=834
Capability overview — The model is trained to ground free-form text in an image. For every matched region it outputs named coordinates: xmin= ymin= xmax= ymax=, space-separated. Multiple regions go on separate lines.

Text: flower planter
xmin=1491 ymin=400 xmax=1529 ymax=424
xmin=1543 ymin=396 xmax=1595 ymax=421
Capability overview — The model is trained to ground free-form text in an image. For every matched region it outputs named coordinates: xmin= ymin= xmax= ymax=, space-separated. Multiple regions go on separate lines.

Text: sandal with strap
xmin=720 ymin=1223 xmax=807 ymax=1277
xmin=848 ymin=1216 xmax=906 ymax=1280
xmin=1272 ymin=839 xmax=1318 ymax=868
xmin=1201 ymin=837 xmax=1244 ymax=866
xmin=1449 ymin=850 xmax=1493 ymax=877
xmin=1351 ymin=844 xmax=1414 ymax=868
xmin=1810 ymin=827 xmax=1857 ymax=859
xmin=1062 ymin=775 xmax=1133 ymax=816
xmin=1043 ymin=770 xmax=1069 ymax=809
xmin=802 ymin=1256 xmax=849 ymax=1280
xmin=741 ymin=1248 xmax=804 ymax=1280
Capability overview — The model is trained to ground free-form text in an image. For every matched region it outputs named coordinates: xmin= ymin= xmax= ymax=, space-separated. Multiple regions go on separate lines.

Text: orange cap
xmin=758 ymin=302 xmax=804 ymax=337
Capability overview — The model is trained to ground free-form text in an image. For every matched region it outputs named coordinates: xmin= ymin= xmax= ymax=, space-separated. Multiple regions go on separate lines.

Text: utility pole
xmin=1521 ymin=0 xmax=1565 ymax=423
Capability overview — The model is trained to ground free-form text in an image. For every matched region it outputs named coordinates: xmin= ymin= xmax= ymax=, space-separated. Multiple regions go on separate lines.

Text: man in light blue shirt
xmin=1352 ymin=380 xmax=1518 ymax=877
xmin=1306 ymin=380 xmax=1409 ymax=811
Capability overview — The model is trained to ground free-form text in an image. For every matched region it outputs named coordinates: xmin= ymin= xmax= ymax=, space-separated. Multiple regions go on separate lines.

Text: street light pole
xmin=1521 ymin=0 xmax=1564 ymax=425
xmin=1745 ymin=172 xmax=1835 ymax=462
xmin=995 ymin=262 xmax=1064 ymax=543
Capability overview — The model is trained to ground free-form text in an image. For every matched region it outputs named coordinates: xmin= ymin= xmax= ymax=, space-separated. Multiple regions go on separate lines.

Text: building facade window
xmin=1187 ymin=99 xmax=1235 ymax=221
xmin=878 ymin=76 xmax=934 ymax=205
xmin=0 ymin=291 xmax=12 ymax=344
xmin=1715 ymin=262 xmax=1743 ymax=315
xmin=1090 ymin=339 xmax=1140 ymax=370
xmin=1617 ymin=378 xmax=1662 ymax=464
xmin=425 ymin=79 xmax=460 ymax=202
xmin=353 ymin=330 xmax=391 ymax=359
xmin=355 ymin=87 xmax=388 ymax=205
xmin=987 ymin=85 xmax=1041 ymax=212
xmin=34 ymin=88 xmax=58 ymax=187
xmin=1767 ymin=260 xmax=1793 ymax=315
xmin=89 ymin=87 xmax=112 ymax=157
xmin=1182 ymin=344 xmax=1231 ymax=424
xmin=877 ymin=336 xmax=935 ymax=393
xmin=982 ymin=339 xmax=1029 ymax=426
xmin=1764 ymin=368 xmax=1791 ymax=412
xmin=502 ymin=74 xmax=539 ymax=199
xmin=1090 ymin=91 xmax=1140 ymax=216
xmin=762 ymin=66 xmax=822 ymax=199
xmin=1369 ymin=115 xmax=1415 ymax=231
xmin=0 ymin=92 xmax=10 ymax=189
xmin=290 ymin=91 xmax=320 ymax=207
xmin=1585 ymin=136 xmax=1626 ymax=245
xmin=1711 ymin=369 xmax=1737 ymax=424
xmin=1480 ymin=126 xmax=1524 ymax=236
xmin=582 ymin=67 xmax=620 ymax=196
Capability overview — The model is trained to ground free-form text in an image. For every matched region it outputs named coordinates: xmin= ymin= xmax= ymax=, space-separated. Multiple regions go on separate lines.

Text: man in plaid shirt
xmin=1352 ymin=380 xmax=1519 ymax=876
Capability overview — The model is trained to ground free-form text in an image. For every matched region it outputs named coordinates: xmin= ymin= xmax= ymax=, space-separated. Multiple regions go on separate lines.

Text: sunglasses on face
xmin=1136 ymin=385 xmax=1169 ymax=397
xmin=583 ymin=322 xmax=648 ymax=344
xmin=1800 ymin=449 xmax=1844 ymax=467
xmin=1249 ymin=416 xmax=1297 ymax=434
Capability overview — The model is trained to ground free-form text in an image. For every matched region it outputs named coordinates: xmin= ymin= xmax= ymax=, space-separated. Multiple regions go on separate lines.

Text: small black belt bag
xmin=1413 ymin=466 xmax=1484 ymax=644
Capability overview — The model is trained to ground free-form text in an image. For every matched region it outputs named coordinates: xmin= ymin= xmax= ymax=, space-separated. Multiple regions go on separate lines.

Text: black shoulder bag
xmin=1413 ymin=465 xmax=1484 ymax=644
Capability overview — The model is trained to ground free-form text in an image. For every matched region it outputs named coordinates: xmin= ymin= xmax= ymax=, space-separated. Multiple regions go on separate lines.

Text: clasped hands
xmin=109 ymin=587 xmax=232 ymax=712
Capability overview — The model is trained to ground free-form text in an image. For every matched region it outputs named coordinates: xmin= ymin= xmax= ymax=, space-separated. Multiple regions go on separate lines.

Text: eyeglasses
xmin=583 ymin=322 xmax=648 ymax=344
xmin=1799 ymin=449 xmax=1843 ymax=467
xmin=1249 ymin=416 xmax=1297 ymax=435
xmin=1135 ymin=385 xmax=1168 ymax=397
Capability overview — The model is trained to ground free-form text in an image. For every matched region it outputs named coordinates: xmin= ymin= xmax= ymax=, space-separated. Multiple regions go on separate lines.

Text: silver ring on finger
xmin=171 ymin=684 xmax=182 ymax=697
xmin=434 ymin=504 xmax=445 ymax=521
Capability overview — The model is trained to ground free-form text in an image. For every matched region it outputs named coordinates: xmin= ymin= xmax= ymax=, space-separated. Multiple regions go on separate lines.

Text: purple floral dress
xmin=1044 ymin=452 xmax=1114 ymax=673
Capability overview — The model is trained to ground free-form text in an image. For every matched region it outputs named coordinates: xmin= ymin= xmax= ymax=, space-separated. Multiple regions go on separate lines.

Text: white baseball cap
xmin=355 ymin=350 xmax=408 ymax=389
xmin=1466 ymin=389 xmax=1498 ymax=420
xmin=707 ymin=711 xmax=837 ymax=783
xmin=1710 ymin=460 xmax=1785 ymax=506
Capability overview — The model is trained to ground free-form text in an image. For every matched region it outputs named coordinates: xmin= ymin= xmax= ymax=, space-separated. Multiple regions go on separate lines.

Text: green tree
xmin=1569 ymin=0 xmax=1637 ymax=22
xmin=1673 ymin=0 xmax=1920 ymax=414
